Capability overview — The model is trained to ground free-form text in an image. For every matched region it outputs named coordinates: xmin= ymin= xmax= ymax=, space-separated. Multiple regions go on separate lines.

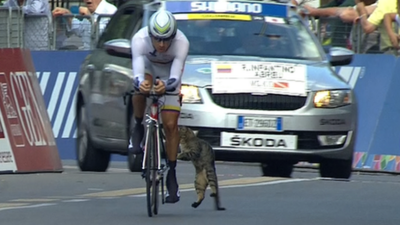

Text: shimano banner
xmin=30 ymin=51 xmax=400 ymax=173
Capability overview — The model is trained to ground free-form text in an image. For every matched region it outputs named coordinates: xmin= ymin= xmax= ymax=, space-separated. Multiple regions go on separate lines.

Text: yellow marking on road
xmin=80 ymin=177 xmax=287 ymax=198
xmin=219 ymin=176 xmax=286 ymax=186
xmin=10 ymin=199 xmax=59 ymax=203
xmin=0 ymin=203 xmax=29 ymax=209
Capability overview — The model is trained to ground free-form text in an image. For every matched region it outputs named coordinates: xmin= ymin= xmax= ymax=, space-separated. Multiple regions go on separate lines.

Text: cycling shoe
xmin=165 ymin=169 xmax=180 ymax=203
xmin=129 ymin=124 xmax=144 ymax=154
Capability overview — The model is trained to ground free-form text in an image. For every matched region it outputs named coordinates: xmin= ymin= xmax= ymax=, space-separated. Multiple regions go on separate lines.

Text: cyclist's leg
xmin=129 ymin=68 xmax=154 ymax=154
xmin=161 ymin=94 xmax=181 ymax=203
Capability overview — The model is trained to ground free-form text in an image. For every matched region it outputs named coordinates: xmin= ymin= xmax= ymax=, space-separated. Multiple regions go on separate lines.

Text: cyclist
xmin=129 ymin=9 xmax=190 ymax=204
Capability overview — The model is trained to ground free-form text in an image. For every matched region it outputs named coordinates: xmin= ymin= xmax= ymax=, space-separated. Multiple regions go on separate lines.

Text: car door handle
xmin=86 ymin=64 xmax=95 ymax=72
xmin=103 ymin=67 xmax=113 ymax=74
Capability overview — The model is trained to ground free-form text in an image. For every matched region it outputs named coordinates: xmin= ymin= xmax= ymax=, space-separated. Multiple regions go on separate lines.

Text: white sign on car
xmin=211 ymin=61 xmax=307 ymax=96
xmin=221 ymin=132 xmax=297 ymax=150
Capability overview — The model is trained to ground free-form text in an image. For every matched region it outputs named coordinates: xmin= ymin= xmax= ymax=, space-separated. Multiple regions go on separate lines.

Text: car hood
xmin=181 ymin=55 xmax=350 ymax=91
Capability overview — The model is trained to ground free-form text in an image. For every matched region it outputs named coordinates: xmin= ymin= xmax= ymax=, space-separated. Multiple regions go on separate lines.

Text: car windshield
xmin=175 ymin=14 xmax=323 ymax=60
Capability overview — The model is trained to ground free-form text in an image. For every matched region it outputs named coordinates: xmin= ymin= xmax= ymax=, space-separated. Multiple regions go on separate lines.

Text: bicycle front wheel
xmin=152 ymin=125 xmax=160 ymax=215
xmin=145 ymin=124 xmax=155 ymax=217
xmin=152 ymin=153 xmax=159 ymax=215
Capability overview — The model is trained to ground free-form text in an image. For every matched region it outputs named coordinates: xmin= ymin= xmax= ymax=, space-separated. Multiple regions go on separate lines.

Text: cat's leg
xmin=178 ymin=149 xmax=200 ymax=161
xmin=205 ymin=163 xmax=218 ymax=197
xmin=177 ymin=151 xmax=191 ymax=161
xmin=192 ymin=168 xmax=207 ymax=208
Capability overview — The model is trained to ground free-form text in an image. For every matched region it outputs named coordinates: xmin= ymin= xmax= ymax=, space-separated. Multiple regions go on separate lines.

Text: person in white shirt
xmin=52 ymin=0 xmax=117 ymax=50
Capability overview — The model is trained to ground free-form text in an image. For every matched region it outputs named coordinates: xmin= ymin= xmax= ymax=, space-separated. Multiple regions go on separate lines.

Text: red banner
xmin=0 ymin=48 xmax=62 ymax=173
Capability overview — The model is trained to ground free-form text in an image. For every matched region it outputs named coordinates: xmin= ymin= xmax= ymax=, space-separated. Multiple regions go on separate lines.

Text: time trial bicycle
xmin=132 ymin=79 xmax=181 ymax=217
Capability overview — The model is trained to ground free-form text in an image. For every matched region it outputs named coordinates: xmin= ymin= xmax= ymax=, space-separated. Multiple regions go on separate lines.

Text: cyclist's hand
xmin=154 ymin=79 xmax=166 ymax=95
xmin=139 ymin=80 xmax=151 ymax=94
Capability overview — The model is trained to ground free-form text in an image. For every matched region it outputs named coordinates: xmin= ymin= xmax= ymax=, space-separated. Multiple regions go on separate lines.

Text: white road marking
xmin=62 ymin=199 xmax=90 ymax=203
xmin=99 ymin=197 xmax=120 ymax=200
xmin=62 ymin=165 xmax=129 ymax=173
xmin=0 ymin=203 xmax=56 ymax=212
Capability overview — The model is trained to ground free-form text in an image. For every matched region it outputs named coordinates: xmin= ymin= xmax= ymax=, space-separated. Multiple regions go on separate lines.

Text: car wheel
xmin=261 ymin=161 xmax=293 ymax=178
xmin=319 ymin=157 xmax=353 ymax=179
xmin=76 ymin=104 xmax=111 ymax=172
xmin=128 ymin=152 xmax=143 ymax=172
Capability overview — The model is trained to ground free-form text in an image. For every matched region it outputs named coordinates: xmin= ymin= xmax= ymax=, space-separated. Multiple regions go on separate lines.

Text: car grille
xmin=206 ymin=89 xmax=307 ymax=111
xmin=196 ymin=128 xmax=347 ymax=150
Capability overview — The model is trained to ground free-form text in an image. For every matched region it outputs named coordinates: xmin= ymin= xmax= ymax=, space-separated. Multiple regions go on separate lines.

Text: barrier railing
xmin=0 ymin=6 xmax=398 ymax=54
xmin=0 ymin=6 xmax=112 ymax=50
xmin=25 ymin=14 xmax=53 ymax=50
xmin=53 ymin=14 xmax=90 ymax=50
xmin=0 ymin=7 xmax=23 ymax=48
xmin=314 ymin=17 xmax=381 ymax=54
xmin=52 ymin=14 xmax=113 ymax=50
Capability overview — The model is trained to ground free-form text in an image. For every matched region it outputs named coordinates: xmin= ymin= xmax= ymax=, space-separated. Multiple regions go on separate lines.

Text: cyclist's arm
xmin=131 ymin=36 xmax=147 ymax=88
xmin=166 ymin=38 xmax=189 ymax=91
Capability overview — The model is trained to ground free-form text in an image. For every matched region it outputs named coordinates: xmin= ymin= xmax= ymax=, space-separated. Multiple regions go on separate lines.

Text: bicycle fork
xmin=142 ymin=101 xmax=169 ymax=203
xmin=142 ymin=102 xmax=159 ymax=170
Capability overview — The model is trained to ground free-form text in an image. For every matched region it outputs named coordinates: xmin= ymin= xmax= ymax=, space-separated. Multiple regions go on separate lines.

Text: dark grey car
xmin=76 ymin=0 xmax=357 ymax=179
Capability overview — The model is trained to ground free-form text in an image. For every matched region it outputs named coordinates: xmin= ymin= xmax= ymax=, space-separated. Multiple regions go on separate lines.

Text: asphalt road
xmin=1 ymin=160 xmax=400 ymax=225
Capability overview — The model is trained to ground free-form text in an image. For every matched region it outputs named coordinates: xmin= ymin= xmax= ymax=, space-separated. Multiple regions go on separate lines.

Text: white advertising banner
xmin=0 ymin=107 xmax=17 ymax=172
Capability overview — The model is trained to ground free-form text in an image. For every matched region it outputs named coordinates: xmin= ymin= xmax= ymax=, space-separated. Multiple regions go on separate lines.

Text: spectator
xmin=3 ymin=0 xmax=52 ymax=50
xmin=292 ymin=0 xmax=356 ymax=48
xmin=292 ymin=0 xmax=376 ymax=22
xmin=339 ymin=1 xmax=377 ymax=22
xmin=340 ymin=1 xmax=379 ymax=53
xmin=356 ymin=0 xmax=399 ymax=53
xmin=52 ymin=0 xmax=117 ymax=50
xmin=293 ymin=0 xmax=379 ymax=52
xmin=383 ymin=5 xmax=400 ymax=51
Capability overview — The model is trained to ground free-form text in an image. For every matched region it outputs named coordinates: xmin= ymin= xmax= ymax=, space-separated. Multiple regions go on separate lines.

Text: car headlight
xmin=181 ymin=84 xmax=202 ymax=103
xmin=314 ymin=90 xmax=352 ymax=108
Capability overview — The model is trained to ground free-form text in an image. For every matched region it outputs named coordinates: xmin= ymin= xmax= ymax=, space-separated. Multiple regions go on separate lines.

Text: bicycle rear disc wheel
xmin=145 ymin=125 xmax=154 ymax=217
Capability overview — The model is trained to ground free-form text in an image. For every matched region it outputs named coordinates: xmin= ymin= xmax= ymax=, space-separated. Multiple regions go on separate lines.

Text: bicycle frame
xmin=141 ymin=94 xmax=167 ymax=217
xmin=142 ymin=96 xmax=163 ymax=171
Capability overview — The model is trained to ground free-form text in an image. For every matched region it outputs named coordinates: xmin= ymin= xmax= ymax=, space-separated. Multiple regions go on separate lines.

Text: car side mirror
xmin=327 ymin=47 xmax=354 ymax=66
xmin=104 ymin=39 xmax=132 ymax=58
xmin=103 ymin=64 xmax=133 ymax=96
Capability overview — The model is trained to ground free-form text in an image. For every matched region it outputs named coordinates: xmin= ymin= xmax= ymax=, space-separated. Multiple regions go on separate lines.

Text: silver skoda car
xmin=77 ymin=0 xmax=357 ymax=179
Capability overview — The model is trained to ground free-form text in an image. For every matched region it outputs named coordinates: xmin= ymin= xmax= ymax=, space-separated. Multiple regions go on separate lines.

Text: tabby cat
xmin=177 ymin=126 xmax=225 ymax=211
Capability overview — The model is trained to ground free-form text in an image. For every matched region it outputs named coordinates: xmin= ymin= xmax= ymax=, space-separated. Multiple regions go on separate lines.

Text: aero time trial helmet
xmin=148 ymin=10 xmax=177 ymax=40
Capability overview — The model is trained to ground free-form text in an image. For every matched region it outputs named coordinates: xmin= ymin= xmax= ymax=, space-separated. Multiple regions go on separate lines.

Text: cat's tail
xmin=206 ymin=163 xmax=226 ymax=211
